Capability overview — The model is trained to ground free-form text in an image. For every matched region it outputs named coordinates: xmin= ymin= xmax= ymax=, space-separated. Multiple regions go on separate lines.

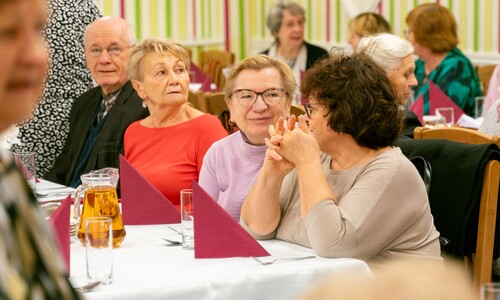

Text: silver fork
xmin=74 ymin=281 xmax=101 ymax=293
xmin=251 ymin=255 xmax=316 ymax=265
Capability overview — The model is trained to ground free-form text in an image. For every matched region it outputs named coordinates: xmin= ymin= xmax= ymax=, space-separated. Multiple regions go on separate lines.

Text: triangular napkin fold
xmin=428 ymin=81 xmax=465 ymax=121
xmin=192 ymin=180 xmax=270 ymax=258
xmin=50 ymin=195 xmax=71 ymax=274
xmin=410 ymin=94 xmax=425 ymax=125
xmin=119 ymin=155 xmax=180 ymax=225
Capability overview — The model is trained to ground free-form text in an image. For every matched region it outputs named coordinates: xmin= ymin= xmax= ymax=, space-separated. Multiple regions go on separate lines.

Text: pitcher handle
xmin=74 ymin=184 xmax=87 ymax=224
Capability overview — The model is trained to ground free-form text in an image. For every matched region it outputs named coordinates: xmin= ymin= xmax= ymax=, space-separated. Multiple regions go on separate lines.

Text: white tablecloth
xmin=70 ymin=224 xmax=370 ymax=300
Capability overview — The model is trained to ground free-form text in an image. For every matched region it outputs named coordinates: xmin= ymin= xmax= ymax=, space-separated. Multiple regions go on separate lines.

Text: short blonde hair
xmin=128 ymin=37 xmax=190 ymax=81
xmin=350 ymin=12 xmax=391 ymax=37
xmin=223 ymin=54 xmax=297 ymax=102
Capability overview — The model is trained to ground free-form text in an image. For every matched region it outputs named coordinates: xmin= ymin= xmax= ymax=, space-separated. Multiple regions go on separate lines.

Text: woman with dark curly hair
xmin=240 ymin=52 xmax=441 ymax=265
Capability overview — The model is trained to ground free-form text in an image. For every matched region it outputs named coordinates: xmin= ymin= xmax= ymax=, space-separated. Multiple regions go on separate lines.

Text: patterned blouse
xmin=0 ymin=150 xmax=79 ymax=299
xmin=12 ymin=0 xmax=101 ymax=176
xmin=413 ymin=48 xmax=482 ymax=117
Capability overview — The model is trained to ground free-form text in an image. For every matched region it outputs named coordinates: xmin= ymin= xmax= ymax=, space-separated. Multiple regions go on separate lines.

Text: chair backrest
xmin=290 ymin=104 xmax=305 ymax=117
xmin=203 ymin=92 xmax=231 ymax=133
xmin=414 ymin=126 xmax=500 ymax=146
xmin=188 ymin=90 xmax=207 ymax=112
xmin=413 ymin=126 xmax=500 ymax=287
xmin=199 ymin=50 xmax=235 ymax=89
xmin=476 ymin=64 xmax=497 ymax=96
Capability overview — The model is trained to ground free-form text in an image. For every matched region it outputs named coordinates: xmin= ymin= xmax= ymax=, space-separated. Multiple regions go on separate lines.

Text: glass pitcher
xmin=74 ymin=172 xmax=125 ymax=248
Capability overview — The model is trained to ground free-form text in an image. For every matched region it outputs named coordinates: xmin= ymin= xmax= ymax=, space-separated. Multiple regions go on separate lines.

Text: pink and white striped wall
xmin=92 ymin=0 xmax=500 ymax=65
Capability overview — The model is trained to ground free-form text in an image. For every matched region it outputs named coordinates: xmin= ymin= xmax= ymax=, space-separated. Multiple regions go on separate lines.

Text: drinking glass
xmin=13 ymin=151 xmax=36 ymax=192
xmin=481 ymin=282 xmax=500 ymax=300
xmin=180 ymin=189 xmax=194 ymax=250
xmin=435 ymin=107 xmax=454 ymax=127
xmin=86 ymin=217 xmax=113 ymax=285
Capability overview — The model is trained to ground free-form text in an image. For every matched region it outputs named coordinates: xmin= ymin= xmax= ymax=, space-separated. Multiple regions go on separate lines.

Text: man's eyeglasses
xmin=303 ymin=103 xmax=321 ymax=118
xmin=87 ymin=45 xmax=133 ymax=58
xmin=231 ymin=88 xmax=287 ymax=106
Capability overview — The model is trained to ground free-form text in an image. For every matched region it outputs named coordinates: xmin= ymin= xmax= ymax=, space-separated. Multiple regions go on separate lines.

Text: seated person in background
xmin=479 ymin=98 xmax=500 ymax=136
xmin=261 ymin=1 xmax=327 ymax=103
xmin=199 ymin=54 xmax=296 ymax=221
xmin=241 ymin=52 xmax=441 ymax=265
xmin=406 ymin=3 xmax=481 ymax=117
xmin=45 ymin=16 xmax=149 ymax=187
xmin=347 ymin=12 xmax=391 ymax=51
xmin=0 ymin=0 xmax=78 ymax=297
xmin=357 ymin=33 xmax=421 ymax=137
xmin=125 ymin=38 xmax=227 ymax=207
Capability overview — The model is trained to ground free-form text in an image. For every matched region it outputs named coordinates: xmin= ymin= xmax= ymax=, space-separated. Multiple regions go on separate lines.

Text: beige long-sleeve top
xmin=243 ymin=148 xmax=441 ymax=265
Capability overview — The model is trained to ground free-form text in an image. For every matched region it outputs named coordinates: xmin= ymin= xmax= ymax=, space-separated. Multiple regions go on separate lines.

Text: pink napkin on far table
xmin=192 ymin=180 xmax=270 ymax=258
xmin=410 ymin=93 xmax=425 ymax=125
xmin=428 ymin=81 xmax=465 ymax=121
xmin=189 ymin=62 xmax=206 ymax=84
xmin=119 ymin=155 xmax=181 ymax=225
xmin=50 ymin=195 xmax=71 ymax=274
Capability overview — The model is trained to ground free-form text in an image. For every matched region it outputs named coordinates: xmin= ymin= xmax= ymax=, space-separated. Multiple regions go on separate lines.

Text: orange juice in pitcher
xmin=75 ymin=172 xmax=125 ymax=247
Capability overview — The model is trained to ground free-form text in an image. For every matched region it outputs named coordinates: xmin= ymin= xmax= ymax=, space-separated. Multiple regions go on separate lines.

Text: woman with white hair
xmin=357 ymin=33 xmax=420 ymax=137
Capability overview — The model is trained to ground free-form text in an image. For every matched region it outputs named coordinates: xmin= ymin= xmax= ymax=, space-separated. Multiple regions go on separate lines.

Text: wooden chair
xmin=476 ymin=64 xmax=497 ymax=95
xmin=188 ymin=90 xmax=207 ymax=112
xmin=290 ymin=104 xmax=305 ymax=117
xmin=414 ymin=126 xmax=500 ymax=287
xmin=199 ymin=50 xmax=235 ymax=89
xmin=203 ymin=92 xmax=232 ymax=133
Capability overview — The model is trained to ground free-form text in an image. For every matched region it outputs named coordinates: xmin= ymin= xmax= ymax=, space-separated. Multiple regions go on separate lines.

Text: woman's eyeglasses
xmin=231 ymin=88 xmax=287 ymax=106
xmin=303 ymin=103 xmax=321 ymax=118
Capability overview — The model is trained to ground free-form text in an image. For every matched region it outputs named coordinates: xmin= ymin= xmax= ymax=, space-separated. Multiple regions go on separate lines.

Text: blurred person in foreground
xmin=199 ymin=54 xmax=295 ymax=221
xmin=45 ymin=16 xmax=149 ymax=187
xmin=0 ymin=0 xmax=79 ymax=298
xmin=406 ymin=3 xmax=481 ymax=117
xmin=124 ymin=38 xmax=227 ymax=208
xmin=347 ymin=12 xmax=391 ymax=51
xmin=302 ymin=259 xmax=477 ymax=300
xmin=357 ymin=33 xmax=421 ymax=137
xmin=12 ymin=0 xmax=101 ymax=176
xmin=261 ymin=1 xmax=327 ymax=103
xmin=240 ymin=52 xmax=441 ymax=266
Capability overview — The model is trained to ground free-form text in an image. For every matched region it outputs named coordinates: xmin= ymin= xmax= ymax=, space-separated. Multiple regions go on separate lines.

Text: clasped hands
xmin=264 ymin=114 xmax=320 ymax=174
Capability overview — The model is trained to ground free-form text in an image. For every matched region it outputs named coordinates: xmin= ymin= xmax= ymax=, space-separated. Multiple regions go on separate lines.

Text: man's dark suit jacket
xmin=45 ymin=81 xmax=149 ymax=186
xmin=261 ymin=41 xmax=329 ymax=70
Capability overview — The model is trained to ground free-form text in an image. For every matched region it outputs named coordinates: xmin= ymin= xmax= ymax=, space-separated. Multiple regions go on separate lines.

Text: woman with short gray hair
xmin=261 ymin=1 xmax=327 ymax=103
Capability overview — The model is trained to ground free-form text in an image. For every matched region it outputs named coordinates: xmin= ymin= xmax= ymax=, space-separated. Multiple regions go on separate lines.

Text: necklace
xmin=334 ymin=150 xmax=370 ymax=170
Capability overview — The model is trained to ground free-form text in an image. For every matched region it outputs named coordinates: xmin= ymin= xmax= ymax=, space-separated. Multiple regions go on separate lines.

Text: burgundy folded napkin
xmin=192 ymin=180 xmax=270 ymax=258
xmin=199 ymin=76 xmax=213 ymax=92
xmin=428 ymin=81 xmax=465 ymax=121
xmin=50 ymin=195 xmax=71 ymax=273
xmin=410 ymin=93 xmax=425 ymax=125
xmin=119 ymin=155 xmax=181 ymax=225
xmin=190 ymin=62 xmax=206 ymax=84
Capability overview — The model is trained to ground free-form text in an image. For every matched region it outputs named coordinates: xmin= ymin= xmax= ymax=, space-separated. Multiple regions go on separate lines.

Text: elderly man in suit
xmin=45 ymin=16 xmax=149 ymax=187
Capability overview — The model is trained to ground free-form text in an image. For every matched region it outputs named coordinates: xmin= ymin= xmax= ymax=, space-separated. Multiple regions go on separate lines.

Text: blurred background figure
xmin=261 ymin=1 xmax=327 ymax=103
xmin=45 ymin=17 xmax=149 ymax=188
xmin=406 ymin=3 xmax=481 ymax=117
xmin=357 ymin=33 xmax=421 ymax=137
xmin=348 ymin=12 xmax=391 ymax=52
xmin=302 ymin=259 xmax=478 ymax=300
xmin=125 ymin=38 xmax=227 ymax=208
xmin=199 ymin=54 xmax=295 ymax=221
xmin=0 ymin=0 xmax=79 ymax=298
xmin=12 ymin=0 xmax=101 ymax=176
